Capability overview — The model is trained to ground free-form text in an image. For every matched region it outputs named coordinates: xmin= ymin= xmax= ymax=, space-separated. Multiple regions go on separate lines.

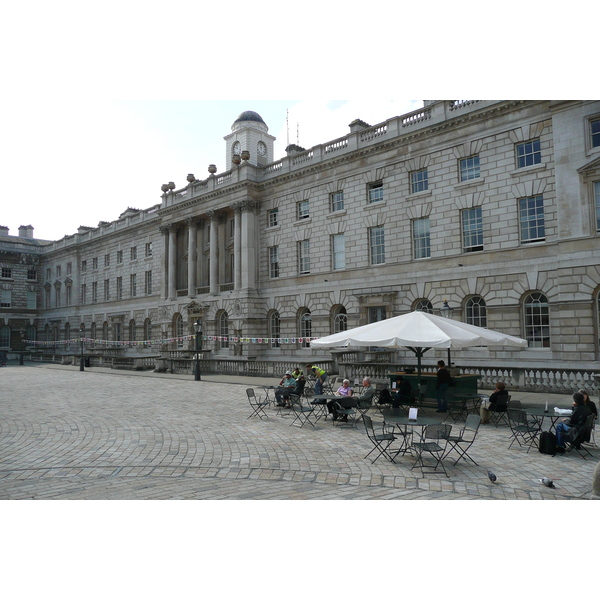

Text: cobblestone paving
xmin=1 ymin=365 xmax=597 ymax=500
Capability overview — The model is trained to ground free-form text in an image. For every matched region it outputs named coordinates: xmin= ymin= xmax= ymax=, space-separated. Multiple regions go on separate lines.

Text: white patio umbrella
xmin=310 ymin=311 xmax=527 ymax=384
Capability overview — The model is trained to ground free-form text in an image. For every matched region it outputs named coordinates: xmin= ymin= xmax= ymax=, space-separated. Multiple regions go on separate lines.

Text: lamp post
xmin=440 ymin=300 xmax=454 ymax=367
xmin=79 ymin=323 xmax=85 ymax=372
xmin=194 ymin=319 xmax=202 ymax=381
xmin=19 ymin=329 xmax=25 ymax=365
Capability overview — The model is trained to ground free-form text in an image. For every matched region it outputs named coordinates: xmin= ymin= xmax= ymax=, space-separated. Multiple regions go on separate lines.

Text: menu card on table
xmin=408 ymin=407 xmax=418 ymax=421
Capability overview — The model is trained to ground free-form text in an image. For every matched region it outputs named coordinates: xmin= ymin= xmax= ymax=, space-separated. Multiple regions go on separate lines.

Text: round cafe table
xmin=381 ymin=413 xmax=443 ymax=458
xmin=525 ymin=406 xmax=572 ymax=431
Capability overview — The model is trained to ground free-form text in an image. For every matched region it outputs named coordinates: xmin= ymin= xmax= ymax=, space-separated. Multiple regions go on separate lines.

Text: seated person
xmin=335 ymin=379 xmax=353 ymax=396
xmin=275 ymin=371 xmax=297 ymax=406
xmin=488 ymin=381 xmax=509 ymax=411
xmin=579 ymin=388 xmax=597 ymax=417
xmin=555 ymin=392 xmax=593 ymax=452
xmin=355 ymin=377 xmax=376 ymax=408
xmin=391 ymin=376 xmax=413 ymax=409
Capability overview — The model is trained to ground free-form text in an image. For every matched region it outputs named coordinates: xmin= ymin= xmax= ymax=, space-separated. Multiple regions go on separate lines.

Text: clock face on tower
xmin=257 ymin=141 xmax=267 ymax=156
xmin=232 ymin=141 xmax=241 ymax=156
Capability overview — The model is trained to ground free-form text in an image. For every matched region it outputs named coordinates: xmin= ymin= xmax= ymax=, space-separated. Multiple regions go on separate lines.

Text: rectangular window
xmin=519 ymin=195 xmax=545 ymax=243
xmin=0 ymin=290 xmax=11 ymax=308
xmin=413 ymin=217 xmax=431 ymax=259
xmin=55 ymin=287 xmax=60 ymax=307
xmin=116 ymin=276 xmax=123 ymax=300
xmin=66 ymin=286 xmax=72 ymax=306
xmin=298 ymin=240 xmax=310 ymax=274
xmin=461 ymin=207 xmax=483 ymax=252
xmin=268 ymin=208 xmax=279 ymax=228
xmin=1 ymin=267 xmax=12 ymax=279
xmin=332 ymin=233 xmax=346 ymax=270
xmin=27 ymin=290 xmax=37 ymax=309
xmin=81 ymin=284 xmax=87 ymax=304
xmin=516 ymin=139 xmax=541 ymax=168
xmin=130 ymin=274 xmax=137 ymax=297
xmin=411 ymin=169 xmax=428 ymax=194
xmin=45 ymin=288 xmax=50 ymax=308
xmin=92 ymin=281 xmax=98 ymax=304
xmin=92 ymin=257 xmax=98 ymax=270
xmin=459 ymin=155 xmax=480 ymax=181
xmin=595 ymin=181 xmax=600 ymax=232
xmin=104 ymin=254 xmax=110 ymax=267
xmin=66 ymin=262 xmax=72 ymax=275
xmin=268 ymin=246 xmax=279 ymax=278
xmin=131 ymin=246 xmax=137 ymax=261
xmin=369 ymin=226 xmax=385 ymax=265
xmin=145 ymin=242 xmax=152 ymax=257
xmin=104 ymin=279 xmax=110 ymax=301
xmin=368 ymin=182 xmax=384 ymax=203
xmin=81 ymin=260 xmax=87 ymax=273
xmin=297 ymin=200 xmax=310 ymax=220
xmin=330 ymin=191 xmax=344 ymax=212
xmin=56 ymin=265 xmax=61 ymax=278
xmin=144 ymin=270 xmax=152 ymax=295
xmin=116 ymin=250 xmax=123 ymax=264
xmin=592 ymin=118 xmax=600 ymax=148
xmin=46 ymin=268 xmax=52 ymax=280
xmin=27 ymin=268 xmax=37 ymax=280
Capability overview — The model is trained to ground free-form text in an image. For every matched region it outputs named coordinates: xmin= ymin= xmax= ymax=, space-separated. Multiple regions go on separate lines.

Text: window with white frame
xmin=524 ymin=292 xmax=550 ymax=348
xmin=297 ymin=199 xmax=310 ymax=220
xmin=369 ymin=306 xmax=386 ymax=322
xmin=0 ymin=325 xmax=10 ymax=346
xmin=1 ymin=267 xmax=12 ymax=279
xmin=129 ymin=320 xmax=136 ymax=342
xmin=411 ymin=169 xmax=428 ymax=194
xmin=298 ymin=240 xmax=310 ymax=274
xmin=414 ymin=299 xmax=433 ymax=313
xmin=104 ymin=279 xmax=110 ymax=301
xmin=145 ymin=242 xmax=153 ymax=257
xmin=81 ymin=284 xmax=87 ymax=304
xmin=459 ymin=155 xmax=480 ymax=181
xmin=332 ymin=233 xmax=345 ymax=270
xmin=66 ymin=262 xmax=72 ymax=276
xmin=269 ymin=311 xmax=280 ymax=348
xmin=591 ymin=118 xmax=600 ymax=148
xmin=268 ymin=208 xmax=279 ymax=228
xmin=595 ymin=181 xmax=600 ymax=232
xmin=330 ymin=191 xmax=344 ymax=212
xmin=144 ymin=270 xmax=152 ymax=295
xmin=81 ymin=260 xmax=87 ymax=273
xmin=131 ymin=246 xmax=137 ymax=261
xmin=413 ymin=217 xmax=431 ymax=259
xmin=268 ymin=246 xmax=279 ymax=278
xmin=92 ymin=281 xmax=98 ymax=303
xmin=465 ymin=296 xmax=487 ymax=328
xmin=368 ymin=181 xmax=384 ymax=203
xmin=516 ymin=139 xmax=541 ymax=168
xmin=116 ymin=277 xmax=123 ymax=300
xmin=462 ymin=207 xmax=483 ymax=252
xmin=519 ymin=195 xmax=545 ymax=243
xmin=26 ymin=325 xmax=36 ymax=342
xmin=369 ymin=226 xmax=385 ymax=265
xmin=299 ymin=310 xmax=312 ymax=348
xmin=66 ymin=285 xmax=72 ymax=306
xmin=333 ymin=306 xmax=347 ymax=334
xmin=130 ymin=274 xmax=137 ymax=297
xmin=46 ymin=268 xmax=51 ymax=280
xmin=56 ymin=265 xmax=61 ymax=278
xmin=0 ymin=289 xmax=11 ymax=308
xmin=27 ymin=290 xmax=37 ymax=309
xmin=175 ymin=314 xmax=184 ymax=348
xmin=116 ymin=250 xmax=123 ymax=264
xmin=27 ymin=268 xmax=37 ymax=281
xmin=92 ymin=257 xmax=98 ymax=270
xmin=219 ymin=311 xmax=229 ymax=349
xmin=104 ymin=254 xmax=110 ymax=268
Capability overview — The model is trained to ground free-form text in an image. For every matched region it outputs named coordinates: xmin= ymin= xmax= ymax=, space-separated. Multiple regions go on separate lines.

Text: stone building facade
xmin=1 ymin=101 xmax=599 ymax=373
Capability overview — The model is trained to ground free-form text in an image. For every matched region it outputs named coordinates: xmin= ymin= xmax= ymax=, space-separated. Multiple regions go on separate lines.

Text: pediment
xmin=577 ymin=155 xmax=600 ymax=174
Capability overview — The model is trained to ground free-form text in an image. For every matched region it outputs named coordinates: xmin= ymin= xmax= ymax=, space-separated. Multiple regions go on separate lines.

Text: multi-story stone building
xmin=2 ymin=100 xmax=599 ymax=378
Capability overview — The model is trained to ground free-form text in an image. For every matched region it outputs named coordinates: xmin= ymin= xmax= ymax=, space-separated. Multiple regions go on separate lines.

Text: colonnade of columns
xmin=159 ymin=200 xmax=259 ymax=301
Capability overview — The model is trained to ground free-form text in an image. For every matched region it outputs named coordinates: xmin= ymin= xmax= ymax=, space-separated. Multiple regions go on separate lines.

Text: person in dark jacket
xmin=392 ymin=376 xmax=413 ymax=409
xmin=435 ymin=360 xmax=452 ymax=413
xmin=579 ymin=389 xmax=597 ymax=417
xmin=488 ymin=381 xmax=509 ymax=411
xmin=556 ymin=392 xmax=592 ymax=452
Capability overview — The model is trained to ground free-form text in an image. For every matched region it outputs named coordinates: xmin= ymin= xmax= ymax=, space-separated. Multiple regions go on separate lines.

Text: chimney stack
xmin=18 ymin=225 xmax=34 ymax=238
xmin=0 ymin=225 xmax=9 ymax=236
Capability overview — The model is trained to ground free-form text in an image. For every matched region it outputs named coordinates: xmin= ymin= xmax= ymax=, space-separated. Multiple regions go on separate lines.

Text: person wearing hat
xmin=275 ymin=371 xmax=297 ymax=406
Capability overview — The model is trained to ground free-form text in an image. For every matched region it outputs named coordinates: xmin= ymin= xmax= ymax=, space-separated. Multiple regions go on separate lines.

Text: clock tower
xmin=224 ymin=110 xmax=276 ymax=168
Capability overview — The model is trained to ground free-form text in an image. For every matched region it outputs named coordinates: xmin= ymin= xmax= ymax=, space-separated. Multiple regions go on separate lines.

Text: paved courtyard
xmin=0 ymin=364 xmax=598 ymax=500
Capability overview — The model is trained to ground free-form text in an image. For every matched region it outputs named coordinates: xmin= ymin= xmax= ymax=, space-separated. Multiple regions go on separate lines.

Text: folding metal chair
xmin=443 ymin=414 xmax=482 ymax=466
xmin=445 ymin=395 xmax=469 ymax=422
xmin=333 ymin=401 xmax=358 ymax=428
xmin=489 ymin=394 xmax=511 ymax=427
xmin=289 ymin=395 xmax=316 ymax=427
xmin=410 ymin=424 xmax=452 ymax=477
xmin=565 ymin=414 xmax=595 ymax=459
xmin=362 ymin=415 xmax=397 ymax=463
xmin=246 ymin=388 xmax=269 ymax=420
xmin=507 ymin=407 xmax=540 ymax=452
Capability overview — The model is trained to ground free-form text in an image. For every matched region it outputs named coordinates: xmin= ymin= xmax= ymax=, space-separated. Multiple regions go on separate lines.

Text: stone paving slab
xmin=1 ymin=364 xmax=597 ymax=500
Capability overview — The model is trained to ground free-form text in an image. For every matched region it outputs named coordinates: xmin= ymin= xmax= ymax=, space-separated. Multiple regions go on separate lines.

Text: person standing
xmin=435 ymin=360 xmax=452 ymax=413
xmin=306 ymin=363 xmax=327 ymax=395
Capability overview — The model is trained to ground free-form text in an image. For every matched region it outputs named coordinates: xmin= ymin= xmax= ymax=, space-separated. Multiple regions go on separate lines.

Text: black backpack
xmin=378 ymin=388 xmax=392 ymax=405
xmin=539 ymin=431 xmax=557 ymax=456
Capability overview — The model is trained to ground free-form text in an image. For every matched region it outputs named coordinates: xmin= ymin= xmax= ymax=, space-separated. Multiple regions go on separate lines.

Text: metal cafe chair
xmin=410 ymin=423 xmax=452 ymax=477
xmin=445 ymin=395 xmax=469 ymax=422
xmin=565 ymin=413 xmax=595 ymax=459
xmin=289 ymin=395 xmax=316 ymax=428
xmin=246 ymin=388 xmax=269 ymax=420
xmin=333 ymin=401 xmax=358 ymax=428
xmin=362 ymin=415 xmax=397 ymax=464
xmin=489 ymin=394 xmax=512 ymax=427
xmin=507 ymin=408 xmax=540 ymax=452
xmin=443 ymin=414 xmax=482 ymax=466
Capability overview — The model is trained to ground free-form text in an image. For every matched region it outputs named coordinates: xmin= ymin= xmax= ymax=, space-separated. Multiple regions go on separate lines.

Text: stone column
xmin=232 ymin=204 xmax=242 ymax=290
xmin=186 ymin=218 xmax=197 ymax=297
xmin=240 ymin=200 xmax=259 ymax=290
xmin=159 ymin=224 xmax=171 ymax=300
xmin=168 ymin=224 xmax=177 ymax=300
xmin=207 ymin=211 xmax=219 ymax=295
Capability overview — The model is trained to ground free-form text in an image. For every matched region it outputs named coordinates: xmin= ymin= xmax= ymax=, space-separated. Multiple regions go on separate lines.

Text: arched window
xmin=414 ymin=299 xmax=433 ymax=313
xmin=523 ymin=292 xmax=550 ymax=348
xmin=174 ymin=314 xmax=184 ymax=348
xmin=219 ymin=311 xmax=229 ymax=349
xmin=144 ymin=318 xmax=152 ymax=342
xmin=332 ymin=305 xmax=347 ymax=334
xmin=299 ymin=309 xmax=312 ymax=348
xmin=26 ymin=325 xmax=36 ymax=342
xmin=0 ymin=325 xmax=10 ymax=347
xmin=269 ymin=311 xmax=281 ymax=348
xmin=465 ymin=296 xmax=487 ymax=328
xmin=129 ymin=319 xmax=136 ymax=342
xmin=102 ymin=321 xmax=109 ymax=341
